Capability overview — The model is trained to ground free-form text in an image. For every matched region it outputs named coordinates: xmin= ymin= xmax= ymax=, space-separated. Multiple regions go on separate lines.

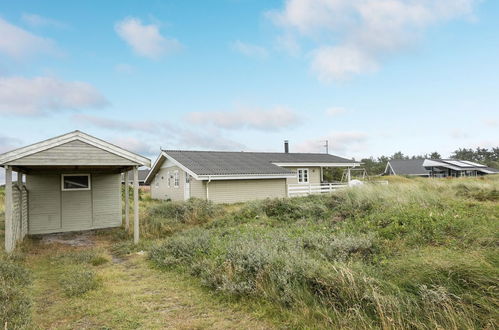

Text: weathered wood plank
xmin=6 ymin=140 xmax=137 ymax=166
xmin=133 ymin=166 xmax=139 ymax=244
xmin=4 ymin=166 xmax=14 ymax=253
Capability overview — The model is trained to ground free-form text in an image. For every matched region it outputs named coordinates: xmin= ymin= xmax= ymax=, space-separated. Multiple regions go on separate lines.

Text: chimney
xmin=284 ymin=140 xmax=289 ymax=153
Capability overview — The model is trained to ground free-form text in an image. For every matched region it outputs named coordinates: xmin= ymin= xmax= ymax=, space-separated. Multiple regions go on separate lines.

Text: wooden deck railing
xmin=287 ymin=180 xmax=389 ymax=197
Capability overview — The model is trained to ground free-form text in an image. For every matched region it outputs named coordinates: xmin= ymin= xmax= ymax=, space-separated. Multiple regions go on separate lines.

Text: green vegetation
xmin=1 ymin=178 xmax=498 ymax=328
xmin=150 ymin=176 xmax=499 ymax=329
xmin=59 ymin=267 xmax=101 ymax=297
xmin=0 ymin=254 xmax=32 ymax=329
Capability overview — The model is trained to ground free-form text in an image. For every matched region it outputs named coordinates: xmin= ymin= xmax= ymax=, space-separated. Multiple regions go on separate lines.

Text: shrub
xmin=59 ymin=267 xmax=101 ymax=297
xmin=149 ymin=177 xmax=499 ymax=329
xmin=142 ymin=198 xmax=225 ymax=238
xmin=52 ymin=248 xmax=108 ymax=266
xmin=0 ymin=257 xmax=32 ymax=328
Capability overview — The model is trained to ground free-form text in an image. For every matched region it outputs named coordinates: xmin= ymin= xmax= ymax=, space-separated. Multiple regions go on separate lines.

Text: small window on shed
xmin=62 ymin=174 xmax=91 ymax=191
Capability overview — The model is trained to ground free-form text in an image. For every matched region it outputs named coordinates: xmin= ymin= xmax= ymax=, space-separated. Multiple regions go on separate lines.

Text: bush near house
xmin=150 ymin=176 xmax=499 ymax=329
xmin=0 ymin=252 xmax=32 ymax=329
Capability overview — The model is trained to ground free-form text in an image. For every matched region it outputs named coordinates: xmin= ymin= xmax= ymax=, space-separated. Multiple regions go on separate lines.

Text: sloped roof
xmin=146 ymin=150 xmax=358 ymax=183
xmin=122 ymin=169 xmax=150 ymax=183
xmin=0 ymin=130 xmax=151 ymax=167
xmin=165 ymin=150 xmax=355 ymax=176
xmin=423 ymin=159 xmax=499 ymax=173
xmin=387 ymin=159 xmax=430 ymax=176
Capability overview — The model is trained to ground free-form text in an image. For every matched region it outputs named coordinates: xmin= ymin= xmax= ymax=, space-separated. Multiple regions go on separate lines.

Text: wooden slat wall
xmin=208 ymin=179 xmax=286 ymax=204
xmin=92 ymin=173 xmax=121 ymax=228
xmin=27 ymin=172 xmax=122 ymax=234
xmin=283 ymin=166 xmax=321 ymax=185
xmin=150 ymin=166 xmax=185 ymax=201
xmin=27 ymin=174 xmax=61 ymax=234
xmin=190 ymin=179 xmax=206 ymax=200
xmin=7 ymin=140 xmax=136 ymax=166
xmin=61 ymin=189 xmax=92 ymax=231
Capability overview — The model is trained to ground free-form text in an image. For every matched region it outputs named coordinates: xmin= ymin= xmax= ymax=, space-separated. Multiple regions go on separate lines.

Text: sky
xmin=1 ymin=0 xmax=498 ymax=178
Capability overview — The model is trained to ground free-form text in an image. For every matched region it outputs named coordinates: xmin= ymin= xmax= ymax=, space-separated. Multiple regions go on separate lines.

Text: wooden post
xmin=4 ymin=166 xmax=13 ymax=253
xmin=133 ymin=166 xmax=139 ymax=244
xmin=16 ymin=172 xmax=22 ymax=241
xmin=124 ymin=171 xmax=130 ymax=231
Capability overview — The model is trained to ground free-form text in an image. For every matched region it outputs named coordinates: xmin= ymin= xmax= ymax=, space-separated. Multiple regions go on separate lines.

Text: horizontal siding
xmin=27 ymin=174 xmax=61 ymax=234
xmin=92 ymin=173 xmax=122 ymax=227
xmin=283 ymin=167 xmax=322 ymax=185
xmin=27 ymin=172 xmax=122 ymax=235
xmin=7 ymin=140 xmax=136 ymax=166
xmin=150 ymin=166 xmax=185 ymax=201
xmin=208 ymin=179 xmax=286 ymax=204
xmin=190 ymin=179 xmax=206 ymax=199
xmin=61 ymin=189 xmax=92 ymax=231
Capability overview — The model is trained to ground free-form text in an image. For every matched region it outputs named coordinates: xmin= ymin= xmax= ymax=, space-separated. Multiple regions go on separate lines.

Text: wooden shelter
xmin=0 ymin=131 xmax=151 ymax=253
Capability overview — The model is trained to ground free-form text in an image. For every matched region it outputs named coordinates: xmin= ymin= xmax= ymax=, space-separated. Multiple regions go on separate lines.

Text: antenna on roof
xmin=324 ymin=140 xmax=329 ymax=154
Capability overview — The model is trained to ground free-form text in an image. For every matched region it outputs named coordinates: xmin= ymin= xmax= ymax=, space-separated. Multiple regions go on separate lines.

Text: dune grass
xmin=150 ymin=176 xmax=499 ymax=329
xmin=1 ymin=177 xmax=498 ymax=328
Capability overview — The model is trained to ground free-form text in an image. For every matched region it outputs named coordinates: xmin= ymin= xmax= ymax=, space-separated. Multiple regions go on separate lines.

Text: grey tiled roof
xmin=387 ymin=159 xmax=430 ymax=175
xmin=122 ymin=169 xmax=150 ymax=182
xmin=163 ymin=150 xmax=356 ymax=176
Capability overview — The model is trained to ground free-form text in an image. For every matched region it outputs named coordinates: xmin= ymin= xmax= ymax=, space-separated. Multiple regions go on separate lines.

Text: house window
xmin=174 ymin=171 xmax=180 ymax=188
xmin=297 ymin=168 xmax=309 ymax=184
xmin=62 ymin=174 xmax=91 ymax=191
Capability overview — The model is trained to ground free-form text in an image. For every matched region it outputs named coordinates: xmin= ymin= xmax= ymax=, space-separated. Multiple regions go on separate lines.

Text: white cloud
xmin=109 ymin=137 xmax=156 ymax=156
xmin=0 ymin=135 xmax=22 ymax=154
xmin=325 ymin=106 xmax=347 ymax=116
xmin=175 ymin=130 xmax=246 ymax=151
xmin=0 ymin=17 xmax=57 ymax=59
xmin=74 ymin=115 xmax=245 ymax=151
xmin=295 ymin=131 xmax=368 ymax=155
xmin=231 ymin=40 xmax=268 ymax=59
xmin=268 ymin=0 xmax=480 ymax=81
xmin=0 ymin=76 xmax=108 ymax=116
xmin=114 ymin=63 xmax=135 ymax=74
xmin=115 ymin=17 xmax=181 ymax=59
xmin=73 ymin=114 xmax=168 ymax=134
xmin=483 ymin=119 xmax=498 ymax=127
xmin=186 ymin=106 xmax=300 ymax=131
xmin=21 ymin=13 xmax=66 ymax=28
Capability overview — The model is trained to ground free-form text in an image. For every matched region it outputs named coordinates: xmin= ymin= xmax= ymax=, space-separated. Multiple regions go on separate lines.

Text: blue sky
xmin=1 ymin=0 xmax=498 ymax=169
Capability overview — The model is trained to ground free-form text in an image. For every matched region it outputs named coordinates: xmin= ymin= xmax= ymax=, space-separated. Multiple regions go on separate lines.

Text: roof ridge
xmin=163 ymin=149 xmax=346 ymax=156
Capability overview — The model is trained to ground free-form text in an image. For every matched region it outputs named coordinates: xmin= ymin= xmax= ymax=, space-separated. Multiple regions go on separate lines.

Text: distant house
xmin=122 ymin=169 xmax=150 ymax=186
xmin=0 ymin=131 xmax=151 ymax=253
xmin=423 ymin=159 xmax=499 ymax=177
xmin=145 ymin=143 xmax=360 ymax=203
xmin=384 ymin=159 xmax=430 ymax=177
xmin=385 ymin=158 xmax=498 ymax=177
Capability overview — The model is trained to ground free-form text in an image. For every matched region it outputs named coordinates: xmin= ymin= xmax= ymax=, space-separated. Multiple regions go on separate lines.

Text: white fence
xmin=287 ymin=180 xmax=389 ymax=197
xmin=287 ymin=183 xmax=348 ymax=197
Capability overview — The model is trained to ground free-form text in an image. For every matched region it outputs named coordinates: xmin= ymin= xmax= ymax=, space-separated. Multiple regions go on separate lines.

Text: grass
xmin=1 ymin=177 xmax=498 ymax=328
xmin=25 ymin=241 xmax=272 ymax=329
xmin=149 ymin=176 xmax=499 ymax=329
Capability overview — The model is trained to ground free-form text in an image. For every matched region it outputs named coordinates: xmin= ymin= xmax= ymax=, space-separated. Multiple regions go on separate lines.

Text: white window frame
xmin=297 ymin=168 xmax=309 ymax=184
xmin=61 ymin=174 xmax=91 ymax=191
xmin=174 ymin=170 xmax=180 ymax=188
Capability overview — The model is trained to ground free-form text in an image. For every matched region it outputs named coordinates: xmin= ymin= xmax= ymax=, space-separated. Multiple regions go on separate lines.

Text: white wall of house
xmin=150 ymin=165 xmax=185 ymax=201
xmin=282 ymin=166 xmax=322 ymax=185
xmin=206 ymin=178 xmax=287 ymax=204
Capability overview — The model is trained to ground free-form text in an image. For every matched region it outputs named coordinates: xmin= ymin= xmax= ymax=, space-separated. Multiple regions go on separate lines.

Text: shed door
xmin=61 ymin=175 xmax=92 ymax=231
